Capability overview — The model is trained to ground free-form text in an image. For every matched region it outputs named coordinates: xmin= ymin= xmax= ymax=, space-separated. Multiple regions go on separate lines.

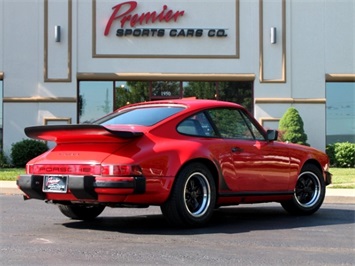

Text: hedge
xmin=326 ymin=142 xmax=355 ymax=168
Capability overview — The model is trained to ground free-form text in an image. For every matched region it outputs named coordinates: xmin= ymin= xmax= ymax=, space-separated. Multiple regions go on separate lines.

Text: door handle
xmin=231 ymin=147 xmax=243 ymax=153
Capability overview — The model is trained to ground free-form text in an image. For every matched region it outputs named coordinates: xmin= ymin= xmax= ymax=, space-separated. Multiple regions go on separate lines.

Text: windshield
xmin=95 ymin=106 xmax=185 ymax=126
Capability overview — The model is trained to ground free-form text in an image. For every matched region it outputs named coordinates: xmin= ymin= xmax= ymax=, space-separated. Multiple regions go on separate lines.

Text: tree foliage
xmin=278 ymin=107 xmax=309 ymax=146
xmin=184 ymin=82 xmax=216 ymax=99
xmin=114 ymin=82 xmax=150 ymax=109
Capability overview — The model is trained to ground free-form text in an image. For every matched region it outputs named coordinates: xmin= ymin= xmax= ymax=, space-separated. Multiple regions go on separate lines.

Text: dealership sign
xmin=104 ymin=1 xmax=227 ymax=38
xmin=94 ymin=0 xmax=239 ymax=58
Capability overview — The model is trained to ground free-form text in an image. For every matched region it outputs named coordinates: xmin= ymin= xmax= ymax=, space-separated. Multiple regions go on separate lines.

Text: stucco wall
xmin=1 ymin=0 xmax=354 ymax=157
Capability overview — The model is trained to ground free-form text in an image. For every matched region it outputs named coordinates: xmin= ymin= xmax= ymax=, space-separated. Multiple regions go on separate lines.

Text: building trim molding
xmin=92 ymin=0 xmax=240 ymax=59
xmin=259 ymin=0 xmax=286 ymax=83
xmin=259 ymin=117 xmax=280 ymax=127
xmin=77 ymin=72 xmax=256 ymax=81
xmin=255 ymin=98 xmax=326 ymax=104
xmin=3 ymin=97 xmax=76 ymax=103
xmin=325 ymin=74 xmax=355 ymax=82
xmin=44 ymin=0 xmax=72 ymax=82
xmin=44 ymin=117 xmax=72 ymax=125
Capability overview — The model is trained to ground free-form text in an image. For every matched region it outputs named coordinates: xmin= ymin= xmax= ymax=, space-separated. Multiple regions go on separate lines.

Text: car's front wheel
xmin=281 ymin=164 xmax=325 ymax=215
xmin=161 ymin=163 xmax=216 ymax=227
xmin=58 ymin=204 xmax=105 ymax=220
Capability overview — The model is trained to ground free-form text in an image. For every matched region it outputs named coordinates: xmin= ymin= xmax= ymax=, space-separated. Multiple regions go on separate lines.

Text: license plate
xmin=43 ymin=175 xmax=68 ymax=193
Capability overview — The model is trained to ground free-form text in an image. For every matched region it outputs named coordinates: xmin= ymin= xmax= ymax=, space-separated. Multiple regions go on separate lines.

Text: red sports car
xmin=17 ymin=99 xmax=331 ymax=227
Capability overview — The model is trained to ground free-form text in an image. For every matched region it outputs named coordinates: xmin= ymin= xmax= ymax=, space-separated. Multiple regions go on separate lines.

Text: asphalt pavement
xmin=0 ymin=181 xmax=354 ymax=204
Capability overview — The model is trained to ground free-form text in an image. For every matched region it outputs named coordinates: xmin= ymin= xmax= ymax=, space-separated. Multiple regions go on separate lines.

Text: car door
xmin=207 ymin=108 xmax=290 ymax=193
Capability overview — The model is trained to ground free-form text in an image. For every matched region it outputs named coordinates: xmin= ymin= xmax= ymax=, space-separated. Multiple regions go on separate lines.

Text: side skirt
xmin=218 ymin=190 xmax=294 ymax=197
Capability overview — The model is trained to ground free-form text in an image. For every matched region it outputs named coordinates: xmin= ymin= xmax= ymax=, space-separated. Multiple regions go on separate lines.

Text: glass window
xmin=115 ymin=81 xmax=149 ymax=109
xmin=151 ymin=81 xmax=181 ymax=99
xmin=183 ymin=82 xmax=217 ymax=100
xmin=78 ymin=80 xmax=254 ymax=123
xmin=183 ymin=81 xmax=253 ymax=112
xmin=217 ymin=82 xmax=253 ymax=113
xmin=239 ymin=110 xmax=265 ymax=140
xmin=97 ymin=106 xmax=184 ymax=126
xmin=207 ymin=108 xmax=264 ymax=140
xmin=326 ymin=82 xmax=355 ymax=144
xmin=177 ymin=112 xmax=217 ymax=137
xmin=79 ymin=81 xmax=114 ymax=123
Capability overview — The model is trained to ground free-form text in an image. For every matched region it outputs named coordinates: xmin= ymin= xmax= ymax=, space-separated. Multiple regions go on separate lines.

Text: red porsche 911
xmin=17 ymin=99 xmax=331 ymax=227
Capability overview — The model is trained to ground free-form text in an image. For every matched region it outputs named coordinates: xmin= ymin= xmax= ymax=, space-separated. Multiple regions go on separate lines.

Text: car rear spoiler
xmin=24 ymin=124 xmax=144 ymax=143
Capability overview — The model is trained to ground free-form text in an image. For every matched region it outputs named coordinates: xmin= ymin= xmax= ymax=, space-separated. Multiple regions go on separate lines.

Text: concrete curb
xmin=1 ymin=181 xmax=354 ymax=204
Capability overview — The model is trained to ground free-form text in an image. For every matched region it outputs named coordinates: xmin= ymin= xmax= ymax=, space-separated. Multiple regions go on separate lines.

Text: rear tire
xmin=281 ymin=164 xmax=325 ymax=215
xmin=58 ymin=204 xmax=105 ymax=220
xmin=161 ymin=163 xmax=216 ymax=227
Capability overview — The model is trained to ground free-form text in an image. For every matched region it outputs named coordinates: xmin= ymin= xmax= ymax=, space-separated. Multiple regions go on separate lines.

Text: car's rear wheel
xmin=281 ymin=164 xmax=325 ymax=215
xmin=58 ymin=204 xmax=105 ymax=220
xmin=161 ymin=163 xmax=216 ymax=227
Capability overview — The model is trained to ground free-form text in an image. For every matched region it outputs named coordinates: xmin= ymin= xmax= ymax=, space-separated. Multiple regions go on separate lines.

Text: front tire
xmin=161 ymin=163 xmax=216 ymax=227
xmin=58 ymin=204 xmax=105 ymax=220
xmin=281 ymin=164 xmax=325 ymax=215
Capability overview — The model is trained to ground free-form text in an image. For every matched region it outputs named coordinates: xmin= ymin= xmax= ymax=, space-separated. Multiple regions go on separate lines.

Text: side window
xmin=239 ymin=111 xmax=265 ymax=140
xmin=207 ymin=108 xmax=265 ymax=140
xmin=177 ymin=112 xmax=217 ymax=137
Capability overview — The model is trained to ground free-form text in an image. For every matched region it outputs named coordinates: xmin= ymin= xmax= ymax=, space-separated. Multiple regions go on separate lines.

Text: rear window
xmin=95 ymin=106 xmax=184 ymax=126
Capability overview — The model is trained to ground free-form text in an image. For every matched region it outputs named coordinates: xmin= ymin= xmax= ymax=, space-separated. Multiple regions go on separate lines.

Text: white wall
xmin=2 ymin=0 xmax=77 ymax=157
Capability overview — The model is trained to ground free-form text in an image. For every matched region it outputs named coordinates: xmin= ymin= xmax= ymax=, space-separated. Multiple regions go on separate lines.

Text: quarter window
xmin=177 ymin=112 xmax=217 ymax=137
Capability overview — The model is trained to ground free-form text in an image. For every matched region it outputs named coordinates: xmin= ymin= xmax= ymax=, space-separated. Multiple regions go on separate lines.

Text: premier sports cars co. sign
xmin=104 ymin=1 xmax=228 ymax=38
xmin=94 ymin=0 xmax=239 ymax=58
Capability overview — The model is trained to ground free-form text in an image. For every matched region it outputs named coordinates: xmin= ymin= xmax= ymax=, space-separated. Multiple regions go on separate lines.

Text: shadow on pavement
xmin=62 ymin=205 xmax=355 ymax=235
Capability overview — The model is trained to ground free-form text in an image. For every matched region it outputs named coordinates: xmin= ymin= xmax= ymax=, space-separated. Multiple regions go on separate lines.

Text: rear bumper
xmin=325 ymin=171 xmax=332 ymax=186
xmin=17 ymin=174 xmax=146 ymax=201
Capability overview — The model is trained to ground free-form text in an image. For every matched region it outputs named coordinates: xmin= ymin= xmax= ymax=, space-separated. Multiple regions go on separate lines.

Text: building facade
xmin=1 ymin=0 xmax=354 ymax=159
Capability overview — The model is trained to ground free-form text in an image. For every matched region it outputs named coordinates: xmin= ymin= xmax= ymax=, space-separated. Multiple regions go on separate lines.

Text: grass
xmin=329 ymin=168 xmax=355 ymax=189
xmin=0 ymin=167 xmax=354 ymax=188
xmin=0 ymin=168 xmax=25 ymax=180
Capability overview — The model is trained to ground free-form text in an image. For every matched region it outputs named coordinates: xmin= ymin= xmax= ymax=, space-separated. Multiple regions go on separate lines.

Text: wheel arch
xmin=301 ymin=158 xmax=331 ymax=185
xmin=174 ymin=158 xmax=219 ymax=190
xmin=301 ymin=159 xmax=323 ymax=174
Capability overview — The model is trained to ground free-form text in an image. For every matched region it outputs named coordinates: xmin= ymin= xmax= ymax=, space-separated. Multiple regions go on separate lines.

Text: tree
xmin=99 ymin=88 xmax=111 ymax=114
xmin=185 ymin=81 xmax=253 ymax=112
xmin=114 ymin=82 xmax=149 ymax=109
xmin=278 ymin=107 xmax=309 ymax=146
xmin=184 ymin=82 xmax=216 ymax=99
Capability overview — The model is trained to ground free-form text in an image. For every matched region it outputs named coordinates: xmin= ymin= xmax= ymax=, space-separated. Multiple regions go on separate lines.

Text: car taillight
xmin=26 ymin=164 xmax=33 ymax=174
xmin=101 ymin=164 xmax=142 ymax=177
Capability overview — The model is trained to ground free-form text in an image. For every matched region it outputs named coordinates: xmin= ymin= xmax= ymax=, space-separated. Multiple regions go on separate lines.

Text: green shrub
xmin=334 ymin=142 xmax=355 ymax=168
xmin=278 ymin=107 xmax=309 ymax=146
xmin=326 ymin=144 xmax=336 ymax=166
xmin=0 ymin=151 xmax=10 ymax=168
xmin=11 ymin=139 xmax=48 ymax=167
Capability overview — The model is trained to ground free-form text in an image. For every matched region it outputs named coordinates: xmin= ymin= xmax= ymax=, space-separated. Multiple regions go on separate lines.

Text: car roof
xmin=121 ymin=99 xmax=244 ymax=112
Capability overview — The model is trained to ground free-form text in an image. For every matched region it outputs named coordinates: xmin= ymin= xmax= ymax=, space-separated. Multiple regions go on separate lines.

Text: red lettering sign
xmin=104 ymin=1 xmax=185 ymax=36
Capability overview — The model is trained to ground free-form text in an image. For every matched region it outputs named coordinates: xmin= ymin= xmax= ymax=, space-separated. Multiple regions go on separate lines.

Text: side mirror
xmin=266 ymin=129 xmax=278 ymax=141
